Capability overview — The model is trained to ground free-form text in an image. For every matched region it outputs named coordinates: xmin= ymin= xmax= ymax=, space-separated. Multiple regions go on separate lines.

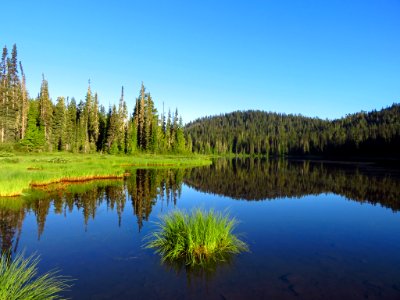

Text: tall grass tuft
xmin=0 ymin=252 xmax=71 ymax=300
xmin=145 ymin=209 xmax=248 ymax=266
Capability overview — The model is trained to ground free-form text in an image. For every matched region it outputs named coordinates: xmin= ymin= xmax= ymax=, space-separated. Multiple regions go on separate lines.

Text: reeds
xmin=0 ymin=252 xmax=71 ymax=300
xmin=145 ymin=209 xmax=248 ymax=266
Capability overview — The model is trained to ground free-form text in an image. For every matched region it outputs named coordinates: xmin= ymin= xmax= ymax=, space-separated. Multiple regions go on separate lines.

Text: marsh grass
xmin=145 ymin=209 xmax=248 ymax=266
xmin=0 ymin=252 xmax=71 ymax=300
xmin=0 ymin=152 xmax=211 ymax=196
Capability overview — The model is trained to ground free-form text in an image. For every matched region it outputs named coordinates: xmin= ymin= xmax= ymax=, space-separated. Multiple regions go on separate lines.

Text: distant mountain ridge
xmin=185 ymin=103 xmax=400 ymax=157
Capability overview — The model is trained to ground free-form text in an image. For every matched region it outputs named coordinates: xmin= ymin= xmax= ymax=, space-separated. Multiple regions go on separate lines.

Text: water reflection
xmin=0 ymin=199 xmax=25 ymax=255
xmin=185 ymin=158 xmax=400 ymax=210
xmin=0 ymin=169 xmax=184 ymax=255
xmin=0 ymin=159 xmax=399 ymax=257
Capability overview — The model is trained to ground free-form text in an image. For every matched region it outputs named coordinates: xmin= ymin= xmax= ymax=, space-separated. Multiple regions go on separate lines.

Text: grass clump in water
xmin=145 ymin=209 xmax=248 ymax=266
xmin=0 ymin=252 xmax=71 ymax=300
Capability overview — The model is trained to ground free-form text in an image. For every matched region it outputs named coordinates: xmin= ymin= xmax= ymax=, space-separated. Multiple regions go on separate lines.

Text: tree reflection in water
xmin=185 ymin=158 xmax=400 ymax=210
xmin=0 ymin=160 xmax=399 ymax=256
xmin=0 ymin=169 xmax=184 ymax=255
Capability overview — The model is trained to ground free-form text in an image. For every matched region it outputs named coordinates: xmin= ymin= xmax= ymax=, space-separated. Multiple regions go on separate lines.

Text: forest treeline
xmin=0 ymin=44 xmax=191 ymax=154
xmin=2 ymin=44 xmax=399 ymax=157
xmin=185 ymin=105 xmax=400 ymax=157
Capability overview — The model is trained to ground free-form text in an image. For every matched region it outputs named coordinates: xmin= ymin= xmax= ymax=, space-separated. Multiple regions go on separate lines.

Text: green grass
xmin=0 ymin=152 xmax=211 ymax=196
xmin=145 ymin=209 xmax=248 ymax=266
xmin=0 ymin=252 xmax=71 ymax=300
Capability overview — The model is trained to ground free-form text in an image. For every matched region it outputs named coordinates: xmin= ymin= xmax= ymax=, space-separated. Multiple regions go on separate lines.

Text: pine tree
xmin=96 ymin=104 xmax=107 ymax=152
xmin=138 ymin=83 xmax=146 ymax=149
xmin=65 ymin=98 xmax=77 ymax=152
xmin=76 ymin=100 xmax=86 ymax=152
xmin=0 ymin=44 xmax=23 ymax=144
xmin=20 ymin=99 xmax=45 ymax=151
xmin=0 ymin=46 xmax=8 ymax=143
xmin=117 ymin=86 xmax=128 ymax=152
xmin=19 ymin=62 xmax=28 ymax=140
xmin=106 ymin=105 xmax=119 ymax=153
xmin=165 ymin=109 xmax=172 ymax=151
xmin=52 ymin=97 xmax=67 ymax=150
xmin=9 ymin=44 xmax=22 ymax=142
xmin=174 ymin=116 xmax=186 ymax=153
xmin=87 ymin=91 xmax=99 ymax=151
xmin=38 ymin=75 xmax=53 ymax=150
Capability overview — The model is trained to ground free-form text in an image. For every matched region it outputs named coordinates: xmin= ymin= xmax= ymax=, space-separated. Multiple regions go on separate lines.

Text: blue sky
xmin=3 ymin=0 xmax=400 ymax=122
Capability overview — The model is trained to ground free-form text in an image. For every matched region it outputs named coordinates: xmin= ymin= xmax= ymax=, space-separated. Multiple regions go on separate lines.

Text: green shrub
xmin=0 ymin=252 xmax=71 ymax=300
xmin=145 ymin=209 xmax=248 ymax=266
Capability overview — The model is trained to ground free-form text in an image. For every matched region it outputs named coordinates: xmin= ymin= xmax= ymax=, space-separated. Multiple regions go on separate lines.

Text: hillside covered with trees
xmin=0 ymin=44 xmax=190 ymax=154
xmin=2 ymin=44 xmax=399 ymax=158
xmin=185 ymin=104 xmax=400 ymax=157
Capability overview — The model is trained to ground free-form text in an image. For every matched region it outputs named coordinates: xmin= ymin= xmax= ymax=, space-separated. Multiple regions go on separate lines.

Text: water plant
xmin=145 ymin=209 xmax=248 ymax=266
xmin=0 ymin=252 xmax=71 ymax=300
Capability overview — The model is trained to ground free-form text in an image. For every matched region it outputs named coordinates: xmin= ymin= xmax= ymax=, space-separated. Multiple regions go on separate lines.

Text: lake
xmin=1 ymin=159 xmax=400 ymax=299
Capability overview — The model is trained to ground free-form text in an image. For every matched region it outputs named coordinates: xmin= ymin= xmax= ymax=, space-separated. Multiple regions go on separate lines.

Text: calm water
xmin=1 ymin=159 xmax=400 ymax=299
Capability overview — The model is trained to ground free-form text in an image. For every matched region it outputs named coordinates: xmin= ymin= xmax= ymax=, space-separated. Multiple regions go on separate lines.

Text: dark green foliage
xmin=0 ymin=45 xmax=28 ymax=144
xmin=20 ymin=100 xmax=45 ymax=151
xmin=131 ymin=84 xmax=187 ymax=153
xmin=52 ymin=97 xmax=67 ymax=151
xmin=185 ymin=105 xmax=400 ymax=158
xmin=38 ymin=75 xmax=53 ymax=150
xmin=0 ymin=44 xmax=187 ymax=155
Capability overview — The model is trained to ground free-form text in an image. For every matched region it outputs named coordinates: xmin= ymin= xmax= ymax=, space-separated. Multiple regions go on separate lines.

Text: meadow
xmin=0 ymin=152 xmax=211 ymax=197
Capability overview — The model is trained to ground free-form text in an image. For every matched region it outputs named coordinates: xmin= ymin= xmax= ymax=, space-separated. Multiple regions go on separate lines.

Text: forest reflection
xmin=0 ymin=160 xmax=399 ymax=255
xmin=0 ymin=168 xmax=184 ymax=255
xmin=185 ymin=158 xmax=400 ymax=210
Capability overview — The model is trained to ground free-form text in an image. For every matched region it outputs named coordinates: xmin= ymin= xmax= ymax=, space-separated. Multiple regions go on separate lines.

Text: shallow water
xmin=1 ymin=159 xmax=400 ymax=299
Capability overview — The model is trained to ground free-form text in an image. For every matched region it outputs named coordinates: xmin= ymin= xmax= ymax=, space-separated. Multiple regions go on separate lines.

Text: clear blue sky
xmin=3 ymin=0 xmax=400 ymax=122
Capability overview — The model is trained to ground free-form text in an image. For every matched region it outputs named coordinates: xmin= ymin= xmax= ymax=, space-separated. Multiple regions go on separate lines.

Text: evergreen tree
xmin=38 ymin=75 xmax=53 ymax=150
xmin=0 ymin=46 xmax=8 ymax=143
xmin=117 ymin=86 xmax=127 ymax=152
xmin=76 ymin=100 xmax=87 ymax=152
xmin=106 ymin=105 xmax=119 ymax=153
xmin=65 ymin=98 xmax=77 ymax=152
xmin=52 ymin=97 xmax=67 ymax=150
xmin=174 ymin=116 xmax=186 ymax=153
xmin=87 ymin=90 xmax=99 ymax=151
xmin=19 ymin=62 xmax=28 ymax=140
xmin=96 ymin=104 xmax=107 ymax=152
xmin=20 ymin=99 xmax=45 ymax=151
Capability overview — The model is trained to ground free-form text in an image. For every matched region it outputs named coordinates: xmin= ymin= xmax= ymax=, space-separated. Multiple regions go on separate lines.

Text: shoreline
xmin=0 ymin=152 xmax=212 ymax=197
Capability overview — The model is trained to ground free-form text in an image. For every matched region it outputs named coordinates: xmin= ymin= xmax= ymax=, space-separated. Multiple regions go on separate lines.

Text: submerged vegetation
xmin=145 ymin=209 xmax=248 ymax=266
xmin=0 ymin=252 xmax=70 ymax=300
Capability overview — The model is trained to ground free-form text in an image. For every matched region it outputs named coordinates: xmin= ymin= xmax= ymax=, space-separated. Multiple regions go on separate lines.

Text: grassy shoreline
xmin=0 ymin=152 xmax=211 ymax=197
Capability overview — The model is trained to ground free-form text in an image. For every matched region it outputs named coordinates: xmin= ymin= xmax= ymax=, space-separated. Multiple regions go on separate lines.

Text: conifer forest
xmin=1 ymin=44 xmax=399 ymax=158
xmin=0 ymin=44 xmax=189 ymax=154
